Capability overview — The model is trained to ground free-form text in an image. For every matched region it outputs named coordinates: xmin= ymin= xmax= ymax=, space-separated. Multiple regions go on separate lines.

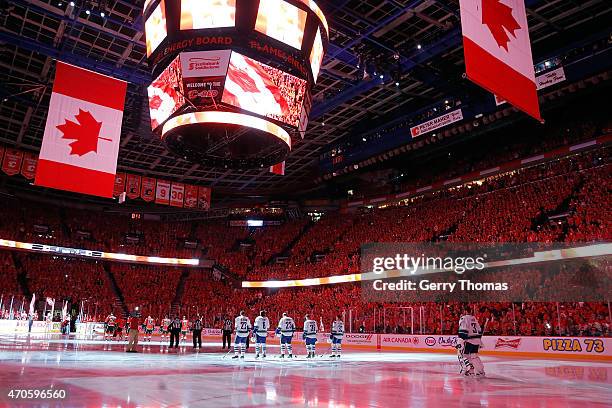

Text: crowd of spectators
xmin=0 ymin=137 xmax=608 ymax=338
xmin=111 ymin=264 xmax=181 ymax=320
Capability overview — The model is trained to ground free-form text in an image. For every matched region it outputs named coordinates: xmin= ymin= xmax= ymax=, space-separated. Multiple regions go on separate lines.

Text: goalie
xmin=457 ymin=305 xmax=485 ymax=377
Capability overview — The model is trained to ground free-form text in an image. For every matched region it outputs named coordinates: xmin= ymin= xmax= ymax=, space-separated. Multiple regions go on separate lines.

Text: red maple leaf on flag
xmin=481 ymin=0 xmax=521 ymax=51
xmin=56 ymin=109 xmax=112 ymax=156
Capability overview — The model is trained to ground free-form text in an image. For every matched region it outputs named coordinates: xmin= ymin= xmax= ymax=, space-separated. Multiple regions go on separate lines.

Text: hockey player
xmin=104 ymin=312 xmax=117 ymax=341
xmin=144 ymin=315 xmax=155 ymax=341
xmin=276 ymin=312 xmax=296 ymax=358
xmin=303 ymin=314 xmax=318 ymax=358
xmin=160 ymin=315 xmax=171 ymax=340
xmin=180 ymin=316 xmax=189 ymax=343
xmin=330 ymin=315 xmax=344 ymax=358
xmin=233 ymin=310 xmax=251 ymax=359
xmin=253 ymin=310 xmax=270 ymax=358
xmin=457 ymin=305 xmax=485 ymax=377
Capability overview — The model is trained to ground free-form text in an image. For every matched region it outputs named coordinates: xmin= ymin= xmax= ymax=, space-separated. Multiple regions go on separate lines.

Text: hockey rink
xmin=0 ymin=334 xmax=610 ymax=407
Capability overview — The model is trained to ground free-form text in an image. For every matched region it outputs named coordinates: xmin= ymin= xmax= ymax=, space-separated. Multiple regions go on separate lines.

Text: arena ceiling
xmin=0 ymin=0 xmax=610 ymax=199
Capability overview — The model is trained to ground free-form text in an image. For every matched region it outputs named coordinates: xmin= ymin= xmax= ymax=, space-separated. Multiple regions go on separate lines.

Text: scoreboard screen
xmin=180 ymin=0 xmax=236 ymax=30
xmin=255 ymin=0 xmax=307 ymax=50
xmin=222 ymin=52 xmax=306 ymax=128
xmin=148 ymin=55 xmax=184 ymax=130
xmin=145 ymin=0 xmax=167 ymax=57
xmin=310 ymin=28 xmax=324 ymax=83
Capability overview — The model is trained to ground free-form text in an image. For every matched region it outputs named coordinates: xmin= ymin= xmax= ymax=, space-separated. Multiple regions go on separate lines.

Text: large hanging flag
xmin=460 ymin=0 xmax=541 ymax=121
xmin=35 ymin=62 xmax=127 ymax=198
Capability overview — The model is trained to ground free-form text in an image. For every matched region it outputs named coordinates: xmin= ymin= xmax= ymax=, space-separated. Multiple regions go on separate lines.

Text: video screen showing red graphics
xmin=255 ymin=0 xmax=307 ymax=50
xmin=180 ymin=0 xmax=236 ymax=30
xmin=148 ymin=56 xmax=185 ymax=131
xmin=144 ymin=0 xmax=167 ymax=57
xmin=222 ymin=52 xmax=307 ymax=128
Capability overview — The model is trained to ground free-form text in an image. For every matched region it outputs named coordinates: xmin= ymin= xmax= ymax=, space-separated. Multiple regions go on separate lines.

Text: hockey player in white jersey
xmin=330 ymin=315 xmax=344 ymax=358
xmin=232 ymin=311 xmax=251 ymax=359
xmin=457 ymin=305 xmax=485 ymax=376
xmin=253 ymin=310 xmax=270 ymax=359
xmin=303 ymin=314 xmax=318 ymax=358
xmin=276 ymin=312 xmax=296 ymax=358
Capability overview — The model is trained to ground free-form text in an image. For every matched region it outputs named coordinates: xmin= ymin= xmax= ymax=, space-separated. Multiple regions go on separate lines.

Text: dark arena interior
xmin=0 ymin=0 xmax=610 ymax=407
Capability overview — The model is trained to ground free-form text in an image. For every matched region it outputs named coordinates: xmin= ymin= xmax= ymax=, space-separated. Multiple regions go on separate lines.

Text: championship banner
xmin=155 ymin=180 xmax=171 ymax=205
xmin=35 ymin=62 xmax=127 ymax=198
xmin=410 ymin=109 xmax=463 ymax=138
xmin=460 ymin=0 xmax=541 ymax=121
xmin=20 ymin=152 xmax=38 ymax=180
xmin=126 ymin=174 xmax=141 ymax=200
xmin=113 ymin=172 xmax=126 ymax=197
xmin=184 ymin=184 xmax=198 ymax=208
xmin=2 ymin=148 xmax=24 ymax=176
xmin=141 ymin=176 xmax=156 ymax=202
xmin=197 ymin=186 xmax=211 ymax=210
xmin=170 ymin=182 xmax=185 ymax=207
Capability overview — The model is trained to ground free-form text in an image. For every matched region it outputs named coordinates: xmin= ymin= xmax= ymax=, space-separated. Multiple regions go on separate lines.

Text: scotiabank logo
xmin=495 ymin=338 xmax=522 ymax=350
xmin=425 ymin=336 xmax=436 ymax=346
xmin=188 ymin=57 xmax=221 ymax=71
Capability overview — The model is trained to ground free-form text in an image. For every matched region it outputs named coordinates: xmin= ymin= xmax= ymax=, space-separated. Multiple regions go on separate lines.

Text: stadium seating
xmin=0 ymin=141 xmax=609 ymax=337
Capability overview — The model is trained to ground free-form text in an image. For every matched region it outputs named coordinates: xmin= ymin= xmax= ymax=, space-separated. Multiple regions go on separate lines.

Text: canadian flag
xmin=460 ymin=0 xmax=541 ymax=121
xmin=35 ymin=62 xmax=127 ymax=198
xmin=270 ymin=161 xmax=285 ymax=175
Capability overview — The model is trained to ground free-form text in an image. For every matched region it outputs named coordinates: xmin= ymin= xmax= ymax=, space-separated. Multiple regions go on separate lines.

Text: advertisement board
xmin=181 ymin=50 xmax=231 ymax=107
xmin=410 ymin=109 xmax=464 ymax=138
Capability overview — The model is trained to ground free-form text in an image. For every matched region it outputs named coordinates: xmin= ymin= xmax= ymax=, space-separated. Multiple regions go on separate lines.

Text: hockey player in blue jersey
xmin=303 ymin=314 xmax=318 ymax=359
xmin=275 ymin=312 xmax=296 ymax=358
xmin=330 ymin=315 xmax=344 ymax=358
xmin=232 ymin=310 xmax=251 ymax=359
xmin=253 ymin=310 xmax=270 ymax=359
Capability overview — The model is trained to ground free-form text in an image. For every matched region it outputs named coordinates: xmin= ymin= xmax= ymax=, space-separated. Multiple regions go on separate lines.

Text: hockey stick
xmin=319 ymin=341 xmax=332 ymax=358
xmin=222 ymin=347 xmax=233 ymax=359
